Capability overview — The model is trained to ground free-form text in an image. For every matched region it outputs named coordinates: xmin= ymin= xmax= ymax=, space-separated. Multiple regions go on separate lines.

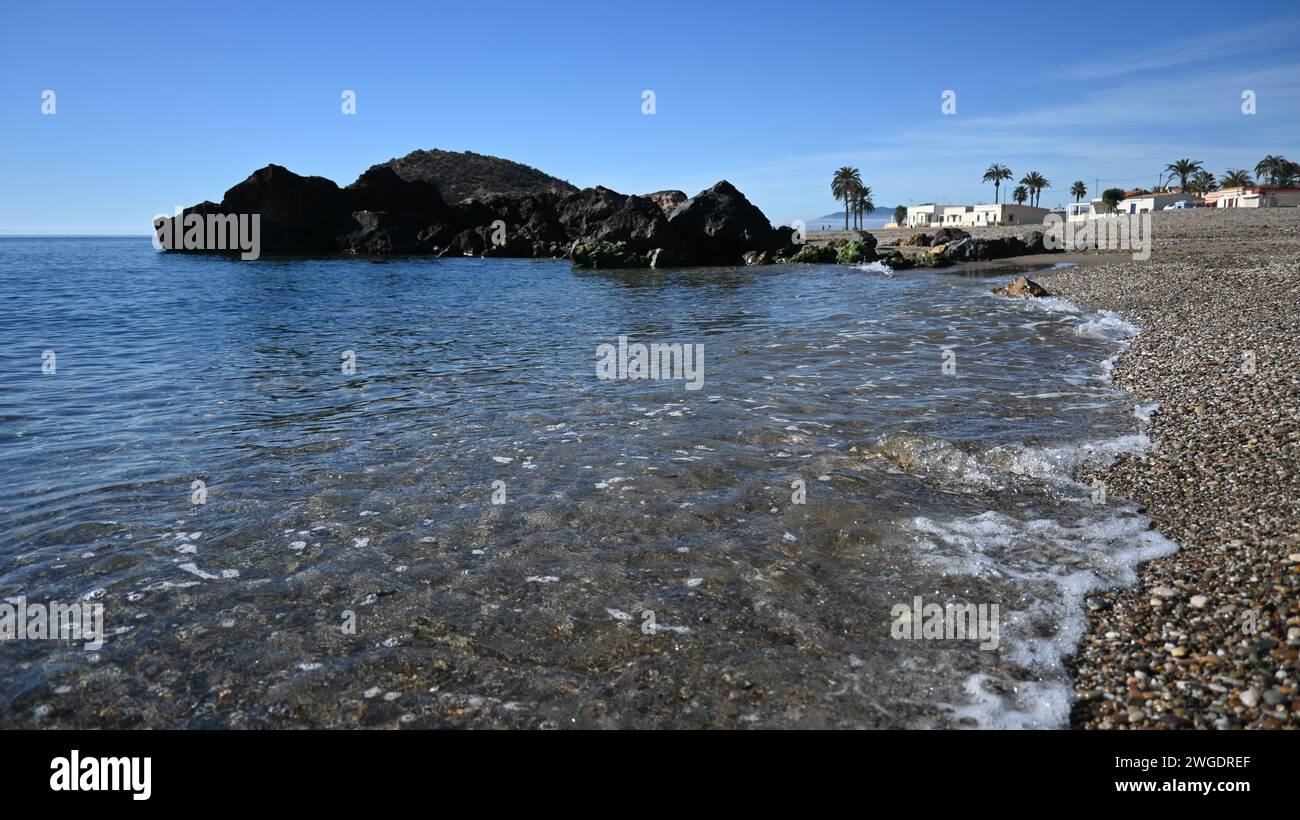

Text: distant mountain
xmin=807 ymin=206 xmax=904 ymax=229
xmin=375 ymin=148 xmax=578 ymax=202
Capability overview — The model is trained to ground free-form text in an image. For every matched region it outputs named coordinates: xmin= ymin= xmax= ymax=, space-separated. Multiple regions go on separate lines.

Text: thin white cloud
xmin=1059 ymin=20 xmax=1300 ymax=80
xmin=739 ymin=54 xmax=1300 ymax=219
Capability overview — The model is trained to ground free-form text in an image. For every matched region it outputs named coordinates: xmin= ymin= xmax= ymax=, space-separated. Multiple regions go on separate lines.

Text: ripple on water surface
xmin=0 ymin=239 xmax=1170 ymax=728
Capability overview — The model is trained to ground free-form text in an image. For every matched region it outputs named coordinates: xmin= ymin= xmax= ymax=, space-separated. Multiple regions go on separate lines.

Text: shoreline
xmin=1029 ymin=208 xmax=1300 ymax=729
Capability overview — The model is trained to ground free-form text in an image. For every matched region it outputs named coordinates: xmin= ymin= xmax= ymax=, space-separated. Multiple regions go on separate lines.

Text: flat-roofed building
xmin=1065 ymin=202 xmax=1092 ymax=223
xmin=905 ymin=203 xmax=1049 ymax=228
xmin=1212 ymin=186 xmax=1300 ymax=208
xmin=905 ymin=204 xmax=944 ymax=228
xmin=969 ymin=203 xmax=1049 ymax=226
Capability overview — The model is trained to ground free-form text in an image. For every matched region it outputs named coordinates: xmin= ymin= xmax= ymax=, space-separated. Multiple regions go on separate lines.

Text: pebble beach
xmin=1029 ymin=208 xmax=1300 ymax=729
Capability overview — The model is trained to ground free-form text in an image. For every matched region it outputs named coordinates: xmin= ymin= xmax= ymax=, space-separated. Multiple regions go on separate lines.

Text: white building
xmin=971 ymin=204 xmax=1049 ymax=225
xmin=1208 ymin=186 xmax=1300 ymax=208
xmin=1088 ymin=190 xmax=1182 ymax=217
xmin=905 ymin=204 xmax=944 ymax=228
xmin=1118 ymin=191 xmax=1183 ymax=214
xmin=905 ymin=203 xmax=1048 ymax=228
xmin=1065 ymin=202 xmax=1092 ymax=223
xmin=940 ymin=205 xmax=973 ymax=225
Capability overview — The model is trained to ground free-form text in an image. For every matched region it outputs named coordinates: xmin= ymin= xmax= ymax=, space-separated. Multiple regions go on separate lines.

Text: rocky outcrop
xmin=834 ymin=233 xmax=879 ymax=264
xmin=918 ymin=230 xmax=1062 ymax=265
xmin=788 ymin=245 xmax=837 ymax=264
xmin=1019 ymin=230 xmax=1047 ymax=254
xmin=929 ymin=227 xmax=970 ymax=246
xmin=556 ymin=187 xmax=672 ymax=251
xmin=345 ymin=165 xmax=445 ymax=218
xmin=570 ymin=241 xmax=650 ymax=269
xmin=946 ymin=231 xmax=1055 ymax=262
xmin=337 ymin=166 xmax=449 ymax=254
xmin=940 ymin=236 xmax=1020 ymax=263
xmin=162 ymin=158 xmax=794 ymax=268
xmin=993 ymin=276 xmax=1050 ymax=298
xmin=643 ymin=189 xmax=688 ymax=217
xmin=376 ymin=148 xmax=577 ymax=202
xmin=337 ymin=211 xmax=417 ymax=255
xmin=159 ymin=159 xmax=1066 ymax=272
xmin=216 ymin=164 xmax=353 ymax=253
xmin=876 ymin=249 xmax=914 ymax=270
xmin=666 ymin=181 xmax=775 ymax=265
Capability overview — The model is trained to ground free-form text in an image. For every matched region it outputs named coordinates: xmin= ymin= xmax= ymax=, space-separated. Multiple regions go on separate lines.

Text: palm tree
xmin=1070 ymin=180 xmax=1087 ymax=203
xmin=1254 ymin=155 xmax=1289 ymax=186
xmin=1274 ymin=160 xmax=1300 ymax=187
xmin=1189 ymin=170 xmax=1218 ymax=196
xmin=1012 ymin=185 xmax=1028 ymax=205
xmin=982 ymin=163 xmax=1013 ymax=204
xmin=1019 ymin=172 xmax=1048 ymax=207
xmin=831 ymin=167 xmax=862 ymax=231
xmin=853 ymin=185 xmax=875 ymax=229
xmin=1220 ymin=169 xmax=1253 ymax=188
xmin=1165 ymin=159 xmax=1203 ymax=191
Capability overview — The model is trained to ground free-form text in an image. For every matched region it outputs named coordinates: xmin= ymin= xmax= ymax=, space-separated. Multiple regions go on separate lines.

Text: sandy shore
xmin=1019 ymin=208 xmax=1300 ymax=729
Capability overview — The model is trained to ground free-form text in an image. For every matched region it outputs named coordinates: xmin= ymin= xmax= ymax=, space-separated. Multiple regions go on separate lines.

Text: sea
xmin=0 ymin=236 xmax=1174 ymax=728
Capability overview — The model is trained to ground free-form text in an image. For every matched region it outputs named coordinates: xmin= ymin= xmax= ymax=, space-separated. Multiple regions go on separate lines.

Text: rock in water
xmin=835 ymin=238 xmax=878 ymax=264
xmin=337 ymin=166 xmax=449 ymax=254
xmin=569 ymin=240 xmax=649 ymax=269
xmin=876 ymin=249 xmax=913 ymax=270
xmin=929 ymin=227 xmax=970 ymax=246
xmin=789 ymin=245 xmax=837 ymax=264
xmin=217 ymin=164 xmax=353 ymax=253
xmin=667 ymin=180 xmax=775 ymax=265
xmin=555 ymin=187 xmax=673 ymax=252
xmin=345 ymin=165 xmax=445 ymax=218
xmin=992 ymin=276 xmax=1050 ymax=298
xmin=162 ymin=154 xmax=786 ymax=267
xmin=642 ymin=189 xmax=688 ymax=217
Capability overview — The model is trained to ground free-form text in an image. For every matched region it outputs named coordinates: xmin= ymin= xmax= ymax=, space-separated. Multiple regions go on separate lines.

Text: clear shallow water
xmin=0 ymin=237 xmax=1172 ymax=728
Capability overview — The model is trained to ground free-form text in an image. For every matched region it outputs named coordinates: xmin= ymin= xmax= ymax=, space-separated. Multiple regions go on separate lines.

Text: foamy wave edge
xmin=912 ymin=294 xmax=1176 ymax=729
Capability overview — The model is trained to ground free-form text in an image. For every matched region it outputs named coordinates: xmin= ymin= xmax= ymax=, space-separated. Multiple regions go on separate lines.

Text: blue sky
xmin=2 ymin=0 xmax=1297 ymax=232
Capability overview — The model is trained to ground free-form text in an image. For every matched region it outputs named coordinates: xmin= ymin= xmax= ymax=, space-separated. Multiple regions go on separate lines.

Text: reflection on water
xmin=0 ymin=238 xmax=1168 ymax=728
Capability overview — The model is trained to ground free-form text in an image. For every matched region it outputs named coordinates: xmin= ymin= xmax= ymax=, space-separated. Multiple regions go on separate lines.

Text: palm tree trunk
xmin=995 ymin=181 xmax=1000 ymax=205
xmin=844 ymin=198 xmax=849 ymax=231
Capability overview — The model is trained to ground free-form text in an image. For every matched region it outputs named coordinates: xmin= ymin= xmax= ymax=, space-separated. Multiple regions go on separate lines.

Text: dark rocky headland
xmin=157 ymin=149 xmax=1055 ymax=269
xmin=158 ymin=149 xmax=798 ymax=268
